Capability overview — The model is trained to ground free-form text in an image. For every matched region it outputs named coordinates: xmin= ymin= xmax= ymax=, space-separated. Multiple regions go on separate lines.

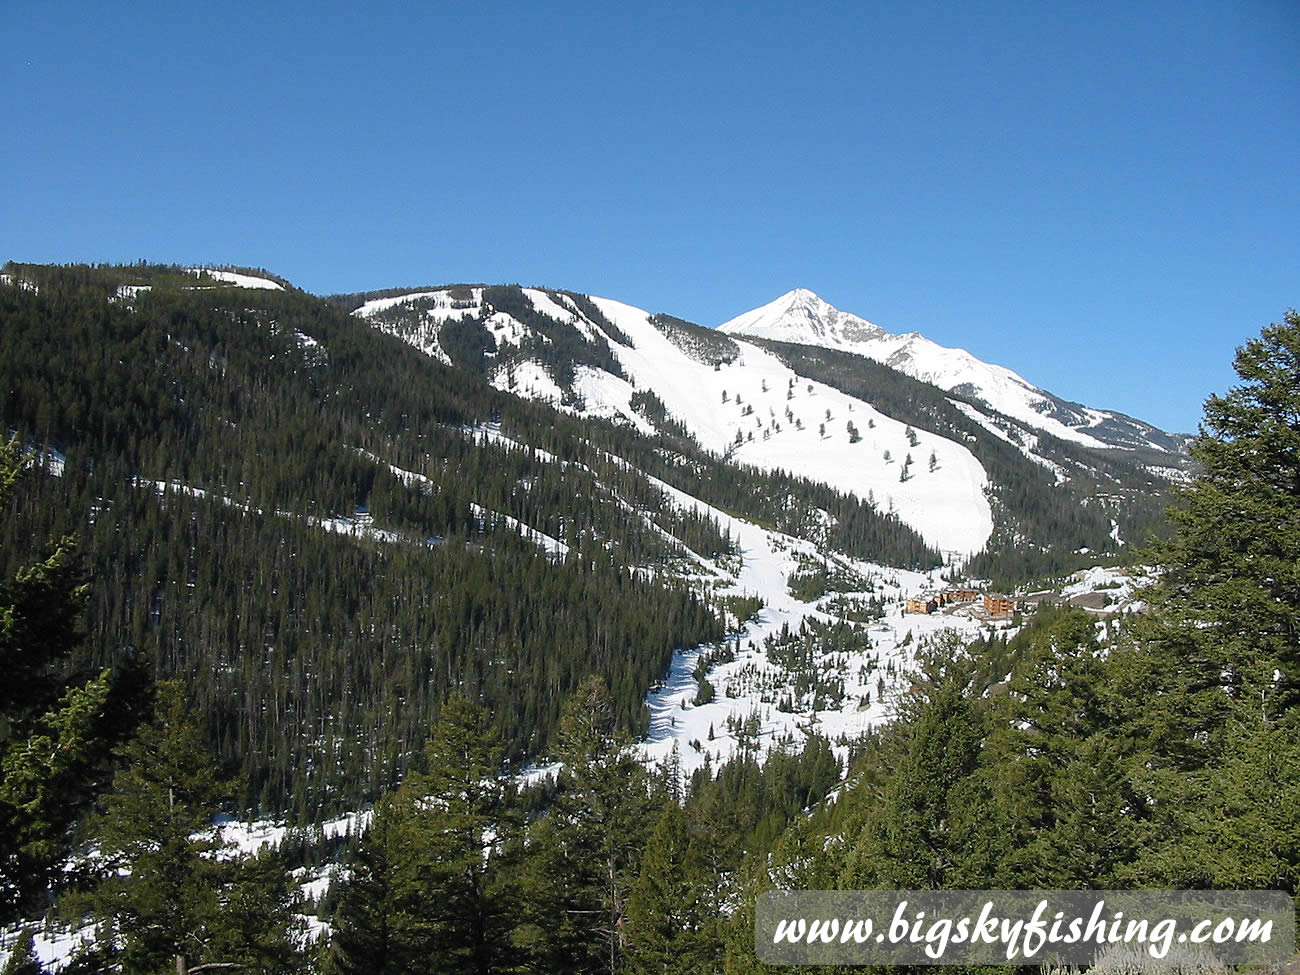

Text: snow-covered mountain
xmin=348 ymin=282 xmax=1188 ymax=568
xmin=352 ymin=287 xmax=994 ymax=556
xmin=719 ymin=289 xmax=1188 ymax=453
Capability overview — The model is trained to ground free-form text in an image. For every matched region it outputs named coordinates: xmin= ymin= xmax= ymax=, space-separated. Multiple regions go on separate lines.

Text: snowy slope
xmin=353 ymin=289 xmax=993 ymax=557
xmin=719 ymin=289 xmax=1184 ymax=452
xmin=590 ymin=297 xmax=992 ymax=557
xmin=634 ymin=471 xmax=995 ymax=781
xmin=186 ymin=268 xmax=284 ymax=290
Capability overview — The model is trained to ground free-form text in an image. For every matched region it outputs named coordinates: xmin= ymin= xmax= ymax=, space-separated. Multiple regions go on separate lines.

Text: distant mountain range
xmin=342 ymin=281 xmax=1190 ymax=566
xmin=719 ymin=288 xmax=1190 ymax=453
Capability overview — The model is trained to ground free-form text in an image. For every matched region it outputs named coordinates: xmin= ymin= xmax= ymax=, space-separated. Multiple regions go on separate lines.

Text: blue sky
xmin=4 ymin=1 xmax=1296 ymax=433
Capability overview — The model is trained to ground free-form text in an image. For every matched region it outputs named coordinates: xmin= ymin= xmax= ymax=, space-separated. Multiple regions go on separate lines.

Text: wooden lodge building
xmin=983 ymin=593 xmax=1016 ymax=617
xmin=903 ymin=586 xmax=1014 ymax=616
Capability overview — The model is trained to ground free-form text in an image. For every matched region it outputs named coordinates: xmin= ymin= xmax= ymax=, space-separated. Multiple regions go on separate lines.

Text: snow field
xmin=588 ymin=296 xmax=994 ymax=556
xmin=719 ymin=289 xmax=1119 ymax=450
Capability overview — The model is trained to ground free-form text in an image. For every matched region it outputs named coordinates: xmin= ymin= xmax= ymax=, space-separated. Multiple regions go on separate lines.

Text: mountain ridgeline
xmin=0 ymin=264 xmax=937 ymax=815
xmin=342 ymin=281 xmax=1187 ymax=580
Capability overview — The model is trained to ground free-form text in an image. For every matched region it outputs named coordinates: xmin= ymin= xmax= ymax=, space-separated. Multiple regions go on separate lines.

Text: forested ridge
xmin=2 ymin=264 xmax=1294 ymax=973
xmin=0 ymin=264 xmax=938 ymax=817
xmin=0 ymin=264 xmax=728 ymax=815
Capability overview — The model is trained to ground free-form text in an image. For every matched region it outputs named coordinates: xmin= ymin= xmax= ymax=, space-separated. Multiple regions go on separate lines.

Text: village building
xmin=984 ymin=593 xmax=1016 ymax=617
xmin=905 ymin=595 xmax=937 ymax=614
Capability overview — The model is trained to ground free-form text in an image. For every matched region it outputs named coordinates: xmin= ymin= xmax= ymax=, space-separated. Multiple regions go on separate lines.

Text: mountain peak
xmin=718 ymin=289 xmax=885 ymax=346
xmin=784 ymin=287 xmax=823 ymax=303
xmin=717 ymin=290 xmax=1183 ymax=454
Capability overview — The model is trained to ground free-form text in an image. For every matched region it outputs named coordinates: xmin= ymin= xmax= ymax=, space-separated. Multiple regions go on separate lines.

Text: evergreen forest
xmin=0 ymin=265 xmax=1295 ymax=973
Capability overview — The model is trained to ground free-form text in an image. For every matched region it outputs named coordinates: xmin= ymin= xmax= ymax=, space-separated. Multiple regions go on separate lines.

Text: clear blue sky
xmin=4 ymin=1 xmax=1296 ymax=433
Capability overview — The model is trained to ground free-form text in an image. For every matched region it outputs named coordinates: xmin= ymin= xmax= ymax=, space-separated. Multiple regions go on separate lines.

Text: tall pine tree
xmin=0 ymin=438 xmax=148 ymax=923
xmin=324 ymin=694 xmax=520 ymax=975
xmin=520 ymin=676 xmax=656 ymax=975
xmin=77 ymin=681 xmax=303 ymax=974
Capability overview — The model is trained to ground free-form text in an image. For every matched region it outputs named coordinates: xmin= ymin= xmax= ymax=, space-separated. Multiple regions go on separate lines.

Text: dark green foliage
xmin=320 ymin=811 xmax=401 ymax=975
xmin=1132 ymin=721 xmax=1300 ymax=890
xmin=951 ymin=611 xmax=1152 ymax=888
xmin=694 ymin=676 xmax=715 ymax=706
xmin=0 ymin=439 xmax=149 ymax=924
xmin=0 ymin=265 xmax=723 ymax=812
xmin=628 ymin=388 xmax=701 ymax=445
xmin=841 ymin=636 xmax=987 ymax=889
xmin=325 ymin=282 xmax=488 ymax=310
xmin=1116 ymin=310 xmax=1300 ymax=892
xmin=785 ymin=556 xmax=866 ymax=602
xmin=719 ymin=593 xmax=764 ymax=625
xmin=1146 ymin=309 xmax=1300 ymax=717
xmin=324 ymin=695 xmax=520 ymax=975
xmin=693 ymin=734 xmax=842 ymax=856
xmin=624 ymin=803 xmax=724 ymax=975
xmin=438 ymin=313 xmax=498 ymax=375
xmin=519 ymin=676 xmax=657 ymax=975
xmin=75 ymin=681 xmax=303 ymax=975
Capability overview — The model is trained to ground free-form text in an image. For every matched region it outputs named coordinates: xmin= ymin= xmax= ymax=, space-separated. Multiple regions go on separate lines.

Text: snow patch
xmin=187 ymin=268 xmax=284 ymax=290
xmin=633 ymin=469 xmax=1002 ymax=781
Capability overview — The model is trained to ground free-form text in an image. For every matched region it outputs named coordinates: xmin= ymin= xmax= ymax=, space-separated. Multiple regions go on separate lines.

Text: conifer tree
xmin=320 ymin=799 xmax=404 ymax=975
xmin=841 ymin=636 xmax=985 ymax=888
xmin=1119 ymin=311 xmax=1300 ymax=892
xmin=326 ymin=694 xmax=520 ymax=975
xmin=400 ymin=694 xmax=519 ymax=975
xmin=1146 ymin=310 xmax=1300 ymax=721
xmin=520 ymin=676 xmax=655 ymax=975
xmin=82 ymin=681 xmax=303 ymax=974
xmin=625 ymin=802 xmax=723 ymax=975
xmin=0 ymin=439 xmax=148 ymax=923
xmin=954 ymin=610 xmax=1149 ymax=888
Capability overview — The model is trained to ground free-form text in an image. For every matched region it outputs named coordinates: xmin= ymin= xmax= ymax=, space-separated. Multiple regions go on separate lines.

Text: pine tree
xmin=1147 ymin=310 xmax=1300 ymax=720
xmin=1134 ymin=721 xmax=1300 ymax=891
xmin=842 ymin=636 xmax=986 ymax=888
xmin=954 ymin=610 xmax=1149 ymax=888
xmin=1118 ymin=311 xmax=1300 ymax=893
xmin=624 ymin=803 xmax=723 ymax=975
xmin=320 ymin=800 xmax=403 ymax=975
xmin=326 ymin=695 xmax=519 ymax=975
xmin=81 ymin=681 xmax=303 ymax=975
xmin=401 ymin=694 xmax=519 ymax=975
xmin=0 ymin=439 xmax=148 ymax=923
xmin=520 ymin=676 xmax=655 ymax=975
